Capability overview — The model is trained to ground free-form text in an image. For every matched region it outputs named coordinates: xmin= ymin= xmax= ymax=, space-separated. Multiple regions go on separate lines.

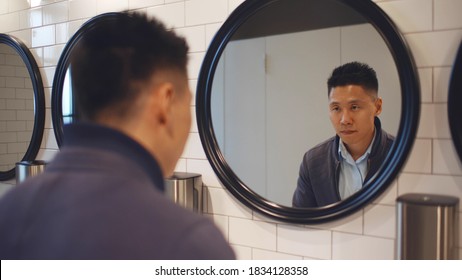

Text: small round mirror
xmin=52 ymin=13 xmax=120 ymax=147
xmin=448 ymin=40 xmax=462 ymax=163
xmin=196 ymin=0 xmax=420 ymax=223
xmin=0 ymin=34 xmax=45 ymax=181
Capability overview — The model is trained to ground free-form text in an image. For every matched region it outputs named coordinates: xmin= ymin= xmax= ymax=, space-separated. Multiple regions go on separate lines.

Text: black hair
xmin=327 ymin=61 xmax=378 ymax=97
xmin=70 ymin=11 xmax=189 ymax=120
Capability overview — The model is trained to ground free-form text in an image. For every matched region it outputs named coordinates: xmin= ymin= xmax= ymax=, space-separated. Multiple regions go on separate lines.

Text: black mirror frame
xmin=196 ymin=0 xmax=421 ymax=224
xmin=0 ymin=34 xmax=45 ymax=181
xmin=51 ymin=12 xmax=121 ymax=147
xmin=448 ymin=40 xmax=462 ymax=163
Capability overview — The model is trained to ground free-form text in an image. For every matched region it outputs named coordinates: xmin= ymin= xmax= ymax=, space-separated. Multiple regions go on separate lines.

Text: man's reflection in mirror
xmin=292 ymin=62 xmax=394 ymax=207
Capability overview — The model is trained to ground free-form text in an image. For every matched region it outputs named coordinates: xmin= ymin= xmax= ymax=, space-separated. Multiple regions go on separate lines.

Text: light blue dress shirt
xmin=338 ymin=133 xmax=375 ymax=199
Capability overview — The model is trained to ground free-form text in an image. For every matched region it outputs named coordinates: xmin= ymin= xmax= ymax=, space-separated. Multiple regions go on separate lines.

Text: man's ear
xmin=374 ymin=97 xmax=383 ymax=116
xmin=150 ymin=82 xmax=174 ymax=126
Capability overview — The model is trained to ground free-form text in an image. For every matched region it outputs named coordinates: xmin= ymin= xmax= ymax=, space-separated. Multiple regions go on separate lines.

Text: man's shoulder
xmin=305 ymin=136 xmax=337 ymax=158
xmin=377 ymin=128 xmax=395 ymax=151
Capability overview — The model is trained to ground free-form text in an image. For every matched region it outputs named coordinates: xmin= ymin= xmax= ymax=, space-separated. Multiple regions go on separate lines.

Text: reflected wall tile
xmin=43 ymin=1 xmax=69 ymax=25
xmin=229 ymin=217 xmax=277 ymax=251
xmin=277 ymin=224 xmax=331 ymax=259
xmin=5 ymin=77 xmax=25 ymax=88
xmin=32 ymin=25 xmax=55 ymax=48
xmin=378 ymin=0 xmax=432 ymax=33
xmin=185 ymin=0 xmax=227 ymax=26
xmin=433 ymin=139 xmax=462 ymax=175
xmin=19 ymin=7 xmax=42 ymax=29
xmin=364 ymin=204 xmax=395 ymax=239
xmin=0 ymin=89 xmax=15 ymax=99
xmin=434 ymin=0 xmax=462 ymax=30
xmin=332 ymin=232 xmax=394 ymax=259
xmin=129 ymin=0 xmax=163 ymax=10
xmin=418 ymin=68 xmax=432 ymax=103
xmin=252 ymin=248 xmax=302 ymax=260
xmin=434 ymin=67 xmax=451 ymax=103
xmin=207 ymin=187 xmax=252 ymax=219
xmin=402 ymin=139 xmax=432 ymax=173
xmin=69 ymin=0 xmax=97 ymax=21
xmin=398 ymin=173 xmax=462 ymax=202
xmin=96 ymin=0 xmax=128 ymax=14
xmin=146 ymin=2 xmax=185 ymax=29
xmin=6 ymin=99 xmax=25 ymax=110
xmin=405 ymin=30 xmax=462 ymax=67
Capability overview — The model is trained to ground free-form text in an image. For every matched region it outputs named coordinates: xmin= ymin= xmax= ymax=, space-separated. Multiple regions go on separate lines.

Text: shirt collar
xmin=63 ymin=122 xmax=164 ymax=191
xmin=338 ymin=129 xmax=376 ymax=164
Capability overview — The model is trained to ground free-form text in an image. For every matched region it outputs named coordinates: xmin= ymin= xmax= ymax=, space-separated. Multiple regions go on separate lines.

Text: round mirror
xmin=52 ymin=13 xmax=120 ymax=147
xmin=448 ymin=40 xmax=462 ymax=163
xmin=196 ymin=0 xmax=420 ymax=223
xmin=0 ymin=34 xmax=45 ymax=181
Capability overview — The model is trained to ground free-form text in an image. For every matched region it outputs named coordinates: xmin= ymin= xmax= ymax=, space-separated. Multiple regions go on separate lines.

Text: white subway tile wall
xmin=434 ymin=0 xmax=462 ymax=30
xmin=146 ymin=2 xmax=185 ymax=29
xmin=277 ymin=225 xmax=332 ymax=259
xmin=0 ymin=44 xmax=35 ymax=171
xmin=0 ymin=0 xmax=461 ymax=259
xmin=69 ymin=0 xmax=96 ymax=21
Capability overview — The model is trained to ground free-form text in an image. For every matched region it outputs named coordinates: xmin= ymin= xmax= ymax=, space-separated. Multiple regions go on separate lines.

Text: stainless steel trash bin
xmin=15 ymin=160 xmax=47 ymax=184
xmin=396 ymin=193 xmax=459 ymax=259
xmin=164 ymin=172 xmax=203 ymax=213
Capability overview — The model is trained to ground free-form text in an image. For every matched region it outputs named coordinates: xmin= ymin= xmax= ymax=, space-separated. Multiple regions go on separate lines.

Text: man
xmin=0 ymin=12 xmax=235 ymax=259
xmin=292 ymin=62 xmax=394 ymax=208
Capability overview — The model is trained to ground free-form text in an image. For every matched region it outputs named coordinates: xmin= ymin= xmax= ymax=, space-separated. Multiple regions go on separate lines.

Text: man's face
xmin=168 ymin=76 xmax=192 ymax=173
xmin=328 ymin=85 xmax=382 ymax=150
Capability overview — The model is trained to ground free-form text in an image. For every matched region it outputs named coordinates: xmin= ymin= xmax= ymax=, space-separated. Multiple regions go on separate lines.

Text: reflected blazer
xmin=0 ymin=123 xmax=235 ymax=260
xmin=292 ymin=117 xmax=394 ymax=208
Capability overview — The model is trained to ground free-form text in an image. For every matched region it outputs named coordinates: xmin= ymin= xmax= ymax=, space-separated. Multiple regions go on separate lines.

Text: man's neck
xmin=343 ymin=129 xmax=376 ymax=161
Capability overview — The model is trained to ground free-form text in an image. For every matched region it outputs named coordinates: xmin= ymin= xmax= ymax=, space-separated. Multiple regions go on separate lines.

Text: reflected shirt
xmin=338 ymin=133 xmax=375 ymax=199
